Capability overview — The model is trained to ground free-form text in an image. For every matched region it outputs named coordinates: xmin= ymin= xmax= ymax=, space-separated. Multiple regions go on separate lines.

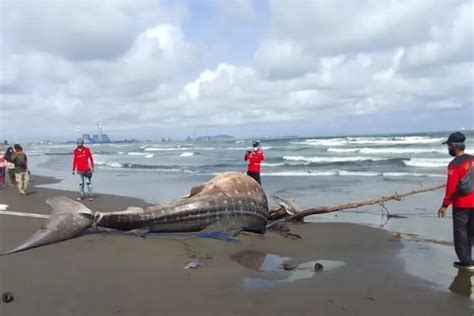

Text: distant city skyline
xmin=1 ymin=0 xmax=473 ymax=143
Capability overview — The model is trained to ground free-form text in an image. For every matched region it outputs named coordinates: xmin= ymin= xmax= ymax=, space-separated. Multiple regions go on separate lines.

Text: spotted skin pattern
xmin=2 ymin=173 xmax=268 ymax=255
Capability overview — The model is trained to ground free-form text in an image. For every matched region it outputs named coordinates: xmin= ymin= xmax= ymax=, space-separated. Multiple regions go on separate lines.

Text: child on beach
xmin=4 ymin=147 xmax=17 ymax=186
xmin=0 ymin=152 xmax=6 ymax=188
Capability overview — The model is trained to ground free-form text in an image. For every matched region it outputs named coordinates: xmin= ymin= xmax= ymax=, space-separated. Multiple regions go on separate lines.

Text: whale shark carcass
xmin=2 ymin=172 xmax=269 ymax=255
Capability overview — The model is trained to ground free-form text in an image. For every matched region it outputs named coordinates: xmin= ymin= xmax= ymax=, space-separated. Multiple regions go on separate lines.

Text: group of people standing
xmin=1 ymin=138 xmax=263 ymax=201
xmin=0 ymin=139 xmax=95 ymax=201
xmin=0 ymin=144 xmax=29 ymax=195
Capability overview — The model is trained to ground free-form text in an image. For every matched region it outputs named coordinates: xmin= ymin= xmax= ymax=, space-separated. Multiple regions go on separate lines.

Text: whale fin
xmin=270 ymin=195 xmax=301 ymax=215
xmin=195 ymin=218 xmax=251 ymax=242
xmin=1 ymin=196 xmax=95 ymax=255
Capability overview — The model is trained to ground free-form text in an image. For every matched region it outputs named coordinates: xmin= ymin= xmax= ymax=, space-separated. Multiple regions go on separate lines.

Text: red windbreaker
xmin=72 ymin=146 xmax=94 ymax=172
xmin=442 ymin=154 xmax=474 ymax=209
xmin=244 ymin=149 xmax=264 ymax=173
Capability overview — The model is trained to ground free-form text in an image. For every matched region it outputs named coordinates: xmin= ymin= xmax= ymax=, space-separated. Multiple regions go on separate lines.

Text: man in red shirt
xmin=72 ymin=138 xmax=95 ymax=201
xmin=438 ymin=132 xmax=474 ymax=269
xmin=244 ymin=141 xmax=264 ymax=185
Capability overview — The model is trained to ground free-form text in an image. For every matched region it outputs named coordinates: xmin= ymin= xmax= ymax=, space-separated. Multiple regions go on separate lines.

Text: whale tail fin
xmin=2 ymin=196 xmax=95 ymax=255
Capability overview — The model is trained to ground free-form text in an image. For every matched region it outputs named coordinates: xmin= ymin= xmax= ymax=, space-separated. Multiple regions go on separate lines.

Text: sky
xmin=0 ymin=0 xmax=473 ymax=142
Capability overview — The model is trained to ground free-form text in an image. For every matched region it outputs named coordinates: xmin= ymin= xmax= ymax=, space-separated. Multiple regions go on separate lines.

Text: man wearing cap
xmin=244 ymin=141 xmax=265 ymax=185
xmin=438 ymin=132 xmax=474 ymax=269
xmin=72 ymin=138 xmax=95 ymax=201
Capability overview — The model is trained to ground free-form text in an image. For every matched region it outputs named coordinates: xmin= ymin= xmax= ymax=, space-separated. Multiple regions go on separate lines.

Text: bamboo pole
xmin=283 ymin=183 xmax=446 ymax=222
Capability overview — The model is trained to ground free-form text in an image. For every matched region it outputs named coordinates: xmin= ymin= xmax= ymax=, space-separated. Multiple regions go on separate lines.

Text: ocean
xmin=14 ymin=130 xmax=474 ymax=292
xmin=27 ymin=130 xmax=471 ymax=179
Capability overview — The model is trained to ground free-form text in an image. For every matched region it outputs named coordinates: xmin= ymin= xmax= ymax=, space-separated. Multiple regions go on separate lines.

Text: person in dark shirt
xmin=12 ymin=144 xmax=29 ymax=196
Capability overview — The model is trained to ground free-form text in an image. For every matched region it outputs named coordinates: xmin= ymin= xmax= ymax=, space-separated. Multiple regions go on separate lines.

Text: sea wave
xmin=283 ymin=155 xmax=388 ymax=163
xmin=262 ymin=170 xmax=444 ymax=177
xmin=261 ymin=162 xmax=286 ymax=167
xmin=328 ymin=147 xmax=445 ymax=154
xmin=127 ymin=152 xmax=149 ymax=156
xmin=263 ymin=171 xmax=338 ymax=176
xmin=359 ymin=147 xmax=445 ymax=154
xmin=95 ymin=161 xmax=124 ymax=168
xmin=294 ymin=136 xmax=445 ymax=147
xmin=382 ymin=172 xmax=444 ymax=177
xmin=144 ymin=147 xmax=187 ymax=151
xmin=226 ymin=147 xmax=250 ymax=150
xmin=346 ymin=136 xmax=445 ymax=145
xmin=180 ymin=152 xmax=194 ymax=157
xmin=403 ymin=158 xmax=451 ymax=168
xmin=95 ymin=161 xmax=196 ymax=173
xmin=327 ymin=148 xmax=360 ymax=153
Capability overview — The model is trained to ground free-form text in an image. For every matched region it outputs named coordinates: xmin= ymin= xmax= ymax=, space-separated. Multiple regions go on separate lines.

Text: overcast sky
xmin=1 ymin=0 xmax=473 ymax=142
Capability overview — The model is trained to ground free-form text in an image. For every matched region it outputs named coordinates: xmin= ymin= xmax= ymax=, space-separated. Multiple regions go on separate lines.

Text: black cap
xmin=442 ymin=131 xmax=466 ymax=144
xmin=252 ymin=141 xmax=260 ymax=147
xmin=13 ymin=144 xmax=22 ymax=150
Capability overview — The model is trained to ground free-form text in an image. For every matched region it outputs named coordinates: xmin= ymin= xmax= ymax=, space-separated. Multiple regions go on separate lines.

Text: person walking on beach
xmin=438 ymin=132 xmax=474 ymax=269
xmin=72 ymin=138 xmax=95 ymax=201
xmin=244 ymin=141 xmax=264 ymax=185
xmin=12 ymin=144 xmax=29 ymax=195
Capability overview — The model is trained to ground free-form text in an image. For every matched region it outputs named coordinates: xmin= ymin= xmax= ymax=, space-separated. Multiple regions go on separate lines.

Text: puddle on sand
xmin=400 ymin=241 xmax=474 ymax=300
xmin=449 ymin=269 xmax=474 ymax=298
xmin=231 ymin=250 xmax=345 ymax=290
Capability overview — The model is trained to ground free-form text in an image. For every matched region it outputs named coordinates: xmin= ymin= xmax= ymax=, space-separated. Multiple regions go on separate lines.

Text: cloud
xmin=0 ymin=0 xmax=188 ymax=61
xmin=0 ymin=0 xmax=472 ymax=141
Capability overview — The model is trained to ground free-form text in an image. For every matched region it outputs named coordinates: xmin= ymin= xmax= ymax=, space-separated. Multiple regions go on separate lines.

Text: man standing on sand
xmin=12 ymin=144 xmax=29 ymax=195
xmin=244 ymin=141 xmax=264 ymax=185
xmin=438 ymin=132 xmax=474 ymax=269
xmin=72 ymin=138 xmax=95 ymax=201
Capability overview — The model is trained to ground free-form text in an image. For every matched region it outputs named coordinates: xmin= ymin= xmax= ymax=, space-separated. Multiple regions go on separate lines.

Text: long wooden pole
xmin=283 ymin=183 xmax=446 ymax=222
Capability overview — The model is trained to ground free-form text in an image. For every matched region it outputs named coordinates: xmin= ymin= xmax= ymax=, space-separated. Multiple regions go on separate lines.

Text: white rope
xmin=0 ymin=210 xmax=49 ymax=219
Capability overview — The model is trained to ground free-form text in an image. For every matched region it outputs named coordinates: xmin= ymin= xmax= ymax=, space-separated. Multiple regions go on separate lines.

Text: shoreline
xmin=0 ymin=175 xmax=472 ymax=315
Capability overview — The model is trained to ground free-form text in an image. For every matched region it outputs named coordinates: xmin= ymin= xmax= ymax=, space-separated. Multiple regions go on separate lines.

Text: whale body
xmin=3 ymin=172 xmax=268 ymax=255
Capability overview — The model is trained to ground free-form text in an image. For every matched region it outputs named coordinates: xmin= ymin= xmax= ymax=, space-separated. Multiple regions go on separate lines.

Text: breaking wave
xmin=328 ymin=147 xmax=445 ymax=154
xmin=180 ymin=152 xmax=194 ymax=157
xmin=403 ymin=158 xmax=451 ymax=168
xmin=294 ymin=136 xmax=444 ymax=147
xmin=263 ymin=170 xmax=444 ymax=177
xmin=283 ymin=156 xmax=388 ymax=163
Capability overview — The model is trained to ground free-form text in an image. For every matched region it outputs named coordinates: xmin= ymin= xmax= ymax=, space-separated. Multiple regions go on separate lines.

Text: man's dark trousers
xmin=453 ymin=208 xmax=474 ymax=263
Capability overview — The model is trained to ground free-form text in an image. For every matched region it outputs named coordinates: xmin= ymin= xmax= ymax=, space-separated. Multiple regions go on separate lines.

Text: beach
xmin=0 ymin=175 xmax=472 ymax=316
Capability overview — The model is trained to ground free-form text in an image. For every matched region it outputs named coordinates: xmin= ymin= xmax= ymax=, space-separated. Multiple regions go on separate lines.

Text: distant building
xmin=194 ymin=135 xmax=235 ymax=141
xmin=82 ymin=122 xmax=111 ymax=143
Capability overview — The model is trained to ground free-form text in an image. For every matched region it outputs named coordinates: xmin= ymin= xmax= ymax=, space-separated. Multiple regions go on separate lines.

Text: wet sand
xmin=0 ymin=176 xmax=472 ymax=316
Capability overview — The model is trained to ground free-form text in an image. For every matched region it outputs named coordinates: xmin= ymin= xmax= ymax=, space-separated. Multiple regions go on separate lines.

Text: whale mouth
xmin=1 ymin=196 xmax=95 ymax=255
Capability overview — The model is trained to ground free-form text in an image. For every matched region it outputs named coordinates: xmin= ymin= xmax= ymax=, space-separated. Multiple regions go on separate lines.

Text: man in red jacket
xmin=438 ymin=132 xmax=474 ymax=269
xmin=244 ymin=141 xmax=264 ymax=185
xmin=72 ymin=138 xmax=95 ymax=201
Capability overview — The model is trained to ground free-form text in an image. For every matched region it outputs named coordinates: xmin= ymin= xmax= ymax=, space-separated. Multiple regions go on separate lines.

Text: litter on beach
xmin=184 ymin=261 xmax=201 ymax=269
